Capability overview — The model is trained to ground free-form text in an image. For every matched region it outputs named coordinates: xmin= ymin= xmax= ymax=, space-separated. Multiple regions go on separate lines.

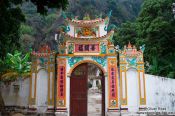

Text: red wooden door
xmin=70 ymin=63 xmax=88 ymax=116
xmin=101 ymin=74 xmax=105 ymax=116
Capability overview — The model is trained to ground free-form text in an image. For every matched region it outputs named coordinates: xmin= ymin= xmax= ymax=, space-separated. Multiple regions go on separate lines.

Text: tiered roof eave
xmin=60 ymin=30 xmax=114 ymax=41
xmin=31 ymin=45 xmax=56 ymax=57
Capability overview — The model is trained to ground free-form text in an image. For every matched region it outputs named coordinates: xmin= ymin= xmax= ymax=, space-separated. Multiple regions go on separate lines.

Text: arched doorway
xmin=70 ymin=63 xmax=105 ymax=116
xmin=36 ymin=69 xmax=48 ymax=112
xmin=127 ymin=68 xmax=139 ymax=112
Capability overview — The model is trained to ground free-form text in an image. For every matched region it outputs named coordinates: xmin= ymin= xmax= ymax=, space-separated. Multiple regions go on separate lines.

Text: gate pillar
xmin=118 ymin=43 xmax=146 ymax=111
xmin=29 ymin=45 xmax=55 ymax=111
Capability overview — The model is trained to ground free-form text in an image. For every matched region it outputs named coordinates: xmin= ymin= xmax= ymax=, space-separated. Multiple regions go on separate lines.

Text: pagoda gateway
xmin=29 ymin=11 xmax=146 ymax=116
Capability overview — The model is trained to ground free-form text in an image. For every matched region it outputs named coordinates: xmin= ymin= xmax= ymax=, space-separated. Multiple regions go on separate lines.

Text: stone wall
xmin=0 ymin=78 xmax=30 ymax=107
xmin=145 ymin=74 xmax=175 ymax=112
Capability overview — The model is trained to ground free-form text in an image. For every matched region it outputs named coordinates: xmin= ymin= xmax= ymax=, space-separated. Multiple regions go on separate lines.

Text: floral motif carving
xmin=68 ymin=43 xmax=74 ymax=54
xmin=92 ymin=56 xmax=107 ymax=67
xmin=100 ymin=43 xmax=107 ymax=54
xmin=68 ymin=57 xmax=83 ymax=67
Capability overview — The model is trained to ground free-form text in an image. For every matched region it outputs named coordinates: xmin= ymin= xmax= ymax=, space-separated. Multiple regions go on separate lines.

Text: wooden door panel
xmin=70 ymin=63 xmax=88 ymax=116
xmin=102 ymin=75 xmax=105 ymax=116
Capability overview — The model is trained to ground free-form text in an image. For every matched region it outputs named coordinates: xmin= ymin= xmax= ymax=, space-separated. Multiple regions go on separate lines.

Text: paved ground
xmin=11 ymin=113 xmax=25 ymax=116
xmin=88 ymin=90 xmax=102 ymax=116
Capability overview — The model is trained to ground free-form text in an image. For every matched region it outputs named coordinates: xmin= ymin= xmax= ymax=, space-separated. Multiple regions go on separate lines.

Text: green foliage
xmin=30 ymin=0 xmax=68 ymax=14
xmin=113 ymin=0 xmax=175 ymax=78
xmin=20 ymin=24 xmax=35 ymax=35
xmin=17 ymin=0 xmax=143 ymax=54
xmin=0 ymin=51 xmax=31 ymax=82
xmin=45 ymin=13 xmax=58 ymax=26
xmin=114 ymin=22 xmax=138 ymax=46
xmin=6 ymin=50 xmax=31 ymax=73
xmin=67 ymin=0 xmax=143 ymax=25
xmin=0 ymin=1 xmax=25 ymax=60
xmin=0 ymin=0 xmax=68 ymax=60
xmin=21 ymin=34 xmax=35 ymax=53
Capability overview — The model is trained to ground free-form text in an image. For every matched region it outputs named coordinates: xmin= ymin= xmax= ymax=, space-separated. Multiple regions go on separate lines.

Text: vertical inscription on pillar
xmin=57 ymin=58 xmax=66 ymax=107
xmin=138 ymin=65 xmax=146 ymax=105
xmin=108 ymin=58 xmax=118 ymax=108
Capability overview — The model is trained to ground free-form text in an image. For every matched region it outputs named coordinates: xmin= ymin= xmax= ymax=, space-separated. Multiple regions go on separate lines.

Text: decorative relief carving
xmin=100 ymin=42 xmax=107 ymax=54
xmin=92 ymin=56 xmax=107 ymax=67
xmin=68 ymin=57 xmax=84 ymax=67
xmin=68 ymin=43 xmax=74 ymax=54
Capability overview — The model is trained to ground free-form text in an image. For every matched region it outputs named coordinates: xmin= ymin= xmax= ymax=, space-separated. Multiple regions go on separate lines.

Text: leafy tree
xmin=67 ymin=0 xmax=143 ymax=25
xmin=113 ymin=0 xmax=175 ymax=78
xmin=30 ymin=0 xmax=68 ymax=14
xmin=113 ymin=22 xmax=138 ymax=46
xmin=0 ymin=0 xmax=68 ymax=107
xmin=20 ymin=23 xmax=35 ymax=35
xmin=0 ymin=0 xmax=25 ymax=60
xmin=0 ymin=0 xmax=68 ymax=60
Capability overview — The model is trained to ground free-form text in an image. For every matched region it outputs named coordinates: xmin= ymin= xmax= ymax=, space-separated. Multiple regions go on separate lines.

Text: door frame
xmin=69 ymin=62 xmax=106 ymax=116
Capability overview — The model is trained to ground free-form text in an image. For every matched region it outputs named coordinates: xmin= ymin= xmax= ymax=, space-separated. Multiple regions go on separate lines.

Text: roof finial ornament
xmin=99 ymin=13 xmax=102 ymax=19
xmin=127 ymin=41 xmax=132 ymax=48
xmin=140 ymin=44 xmax=145 ymax=53
xmin=83 ymin=13 xmax=90 ymax=20
xmin=74 ymin=16 xmax=79 ymax=20
xmin=108 ymin=10 xmax=112 ymax=18
xmin=115 ymin=45 xmax=120 ymax=52
xmin=62 ymin=11 xmax=67 ymax=19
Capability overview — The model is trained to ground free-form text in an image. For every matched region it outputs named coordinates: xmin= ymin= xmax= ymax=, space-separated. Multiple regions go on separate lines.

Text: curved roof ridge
xmin=65 ymin=17 xmax=109 ymax=26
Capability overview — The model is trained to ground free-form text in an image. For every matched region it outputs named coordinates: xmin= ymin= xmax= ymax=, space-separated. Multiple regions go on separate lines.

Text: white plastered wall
xmin=36 ymin=69 xmax=48 ymax=112
xmin=126 ymin=68 xmax=139 ymax=112
xmin=145 ymin=74 xmax=175 ymax=112
xmin=0 ymin=78 xmax=30 ymax=107
xmin=67 ymin=24 xmax=74 ymax=37
xmin=99 ymin=24 xmax=107 ymax=37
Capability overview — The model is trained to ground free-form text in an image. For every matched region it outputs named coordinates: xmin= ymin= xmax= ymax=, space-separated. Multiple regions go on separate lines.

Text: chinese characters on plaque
xmin=75 ymin=44 xmax=99 ymax=52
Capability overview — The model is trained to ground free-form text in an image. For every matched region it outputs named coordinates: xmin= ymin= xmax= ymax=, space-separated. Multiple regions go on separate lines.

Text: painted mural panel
xmin=76 ymin=27 xmax=98 ymax=37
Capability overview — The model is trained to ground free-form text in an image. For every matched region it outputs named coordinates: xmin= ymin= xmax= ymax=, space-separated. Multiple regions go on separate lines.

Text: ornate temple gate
xmin=29 ymin=12 xmax=147 ymax=116
xmin=56 ymin=57 xmax=117 ymax=116
xmin=55 ymin=12 xmax=120 ymax=116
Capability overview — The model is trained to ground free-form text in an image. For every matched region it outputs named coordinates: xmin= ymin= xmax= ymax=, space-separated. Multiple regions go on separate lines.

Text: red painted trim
xmin=57 ymin=58 xmax=66 ymax=107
